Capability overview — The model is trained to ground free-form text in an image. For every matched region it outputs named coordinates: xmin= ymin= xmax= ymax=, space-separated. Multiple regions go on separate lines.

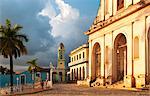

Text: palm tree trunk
xmin=10 ymin=55 xmax=13 ymax=93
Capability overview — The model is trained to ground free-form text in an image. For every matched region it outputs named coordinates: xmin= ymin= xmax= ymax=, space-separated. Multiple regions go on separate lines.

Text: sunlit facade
xmin=85 ymin=0 xmax=150 ymax=88
xmin=68 ymin=44 xmax=89 ymax=81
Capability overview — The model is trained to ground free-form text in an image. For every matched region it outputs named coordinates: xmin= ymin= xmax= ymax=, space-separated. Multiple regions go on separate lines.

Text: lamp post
xmin=32 ymin=68 xmax=35 ymax=88
xmin=16 ymin=77 xmax=19 ymax=91
xmin=49 ymin=62 xmax=53 ymax=81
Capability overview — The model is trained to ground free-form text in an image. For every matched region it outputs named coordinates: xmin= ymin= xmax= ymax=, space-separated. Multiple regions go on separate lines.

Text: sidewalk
xmin=12 ymin=87 xmax=52 ymax=95
xmin=0 ymin=84 xmax=52 ymax=96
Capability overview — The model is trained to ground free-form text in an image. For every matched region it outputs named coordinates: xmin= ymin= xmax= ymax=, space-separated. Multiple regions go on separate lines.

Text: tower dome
xmin=59 ymin=43 xmax=64 ymax=50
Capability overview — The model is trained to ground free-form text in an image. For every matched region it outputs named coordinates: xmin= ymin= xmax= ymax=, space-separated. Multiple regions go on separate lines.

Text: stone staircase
xmin=91 ymin=79 xmax=125 ymax=89
xmin=107 ymin=80 xmax=125 ymax=89
xmin=91 ymin=78 xmax=103 ymax=87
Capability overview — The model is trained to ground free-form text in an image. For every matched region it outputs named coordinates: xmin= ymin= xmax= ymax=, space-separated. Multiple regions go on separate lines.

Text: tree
xmin=0 ymin=66 xmax=6 ymax=74
xmin=27 ymin=58 xmax=43 ymax=85
xmin=27 ymin=58 xmax=43 ymax=73
xmin=0 ymin=19 xmax=28 ymax=93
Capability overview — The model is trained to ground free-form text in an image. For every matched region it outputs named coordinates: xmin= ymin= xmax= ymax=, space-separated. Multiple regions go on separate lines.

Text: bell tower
xmin=57 ymin=43 xmax=65 ymax=69
xmin=57 ymin=43 xmax=66 ymax=82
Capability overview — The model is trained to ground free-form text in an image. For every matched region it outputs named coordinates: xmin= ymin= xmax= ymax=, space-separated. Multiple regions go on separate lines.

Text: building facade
xmin=52 ymin=43 xmax=66 ymax=82
xmin=85 ymin=0 xmax=150 ymax=88
xmin=68 ymin=44 xmax=89 ymax=81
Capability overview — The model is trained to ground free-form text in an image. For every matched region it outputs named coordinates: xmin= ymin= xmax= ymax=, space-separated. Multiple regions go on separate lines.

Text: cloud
xmin=0 ymin=0 xmax=97 ymax=71
xmin=38 ymin=0 xmax=56 ymax=19
xmin=39 ymin=0 xmax=87 ymax=64
xmin=39 ymin=0 xmax=80 ymax=38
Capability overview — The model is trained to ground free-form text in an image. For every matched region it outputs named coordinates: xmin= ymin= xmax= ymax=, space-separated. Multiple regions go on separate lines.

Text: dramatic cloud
xmin=0 ymin=0 xmax=99 ymax=71
xmin=39 ymin=0 xmax=88 ymax=61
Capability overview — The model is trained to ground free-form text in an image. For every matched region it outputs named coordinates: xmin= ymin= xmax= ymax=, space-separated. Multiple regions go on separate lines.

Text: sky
xmin=0 ymin=0 xmax=99 ymax=71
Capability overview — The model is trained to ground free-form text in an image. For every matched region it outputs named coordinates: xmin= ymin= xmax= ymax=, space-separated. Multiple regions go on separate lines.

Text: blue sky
xmin=0 ymin=0 xmax=99 ymax=71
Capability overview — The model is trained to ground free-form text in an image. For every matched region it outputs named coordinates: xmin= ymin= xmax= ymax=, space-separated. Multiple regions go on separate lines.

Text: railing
xmin=68 ymin=58 xmax=88 ymax=66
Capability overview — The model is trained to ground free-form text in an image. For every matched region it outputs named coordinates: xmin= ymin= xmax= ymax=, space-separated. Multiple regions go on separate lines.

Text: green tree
xmin=27 ymin=58 xmax=43 ymax=73
xmin=27 ymin=58 xmax=43 ymax=85
xmin=0 ymin=19 xmax=28 ymax=93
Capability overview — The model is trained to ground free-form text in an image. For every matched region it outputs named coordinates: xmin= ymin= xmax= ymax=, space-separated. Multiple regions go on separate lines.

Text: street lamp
xmin=49 ymin=62 xmax=53 ymax=81
xmin=32 ymin=68 xmax=35 ymax=88
xmin=16 ymin=77 xmax=19 ymax=91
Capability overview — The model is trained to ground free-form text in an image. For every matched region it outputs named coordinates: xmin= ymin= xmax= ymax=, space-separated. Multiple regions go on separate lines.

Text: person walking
xmin=41 ymin=80 xmax=44 ymax=89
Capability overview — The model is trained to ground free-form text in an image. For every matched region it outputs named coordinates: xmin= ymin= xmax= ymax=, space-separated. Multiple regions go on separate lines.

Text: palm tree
xmin=0 ymin=66 xmax=5 ymax=74
xmin=27 ymin=58 xmax=43 ymax=86
xmin=0 ymin=19 xmax=28 ymax=93
xmin=27 ymin=58 xmax=43 ymax=73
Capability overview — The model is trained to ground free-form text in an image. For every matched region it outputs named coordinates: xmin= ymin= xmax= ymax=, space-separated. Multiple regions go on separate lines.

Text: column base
xmin=135 ymin=74 xmax=146 ymax=88
xmin=146 ymin=74 xmax=150 ymax=85
xmin=105 ymin=76 xmax=112 ymax=85
xmin=124 ymin=75 xmax=133 ymax=88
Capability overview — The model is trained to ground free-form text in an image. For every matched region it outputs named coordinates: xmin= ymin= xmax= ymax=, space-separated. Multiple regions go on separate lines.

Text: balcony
xmin=68 ymin=58 xmax=88 ymax=67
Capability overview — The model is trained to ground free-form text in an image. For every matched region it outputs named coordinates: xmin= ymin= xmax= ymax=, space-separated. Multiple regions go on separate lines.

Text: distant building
xmin=0 ymin=71 xmax=47 ymax=88
xmin=0 ymin=43 xmax=67 ymax=88
xmin=84 ymin=0 xmax=150 ymax=88
xmin=52 ymin=43 xmax=66 ymax=82
xmin=68 ymin=44 xmax=89 ymax=81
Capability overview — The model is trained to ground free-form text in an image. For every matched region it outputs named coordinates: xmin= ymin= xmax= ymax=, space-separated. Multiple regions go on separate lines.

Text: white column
xmin=109 ymin=0 xmax=113 ymax=16
xmin=100 ymin=0 xmax=105 ymax=21
xmin=88 ymin=40 xmax=92 ymax=80
xmin=113 ymin=0 xmax=117 ymax=15
xmin=125 ymin=0 xmax=132 ymax=8
xmin=124 ymin=50 xmax=127 ymax=78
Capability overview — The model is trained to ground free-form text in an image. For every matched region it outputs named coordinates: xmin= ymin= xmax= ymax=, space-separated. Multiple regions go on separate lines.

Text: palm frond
xmin=6 ymin=19 xmax=11 ymax=28
xmin=27 ymin=66 xmax=32 ymax=73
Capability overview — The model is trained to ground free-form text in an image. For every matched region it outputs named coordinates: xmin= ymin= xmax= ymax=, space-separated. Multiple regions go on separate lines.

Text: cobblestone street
xmin=23 ymin=84 xmax=150 ymax=96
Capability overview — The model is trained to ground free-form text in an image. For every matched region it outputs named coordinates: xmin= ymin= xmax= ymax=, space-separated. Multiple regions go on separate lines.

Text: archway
xmin=113 ymin=33 xmax=127 ymax=82
xmin=92 ymin=43 xmax=101 ymax=80
xmin=20 ymin=75 xmax=26 ymax=85
xmin=71 ymin=69 xmax=73 ymax=80
xmin=83 ymin=67 xmax=85 ymax=80
xmin=79 ymin=67 xmax=81 ymax=80
xmin=77 ymin=68 xmax=78 ymax=80
xmin=59 ymin=72 xmax=62 ymax=82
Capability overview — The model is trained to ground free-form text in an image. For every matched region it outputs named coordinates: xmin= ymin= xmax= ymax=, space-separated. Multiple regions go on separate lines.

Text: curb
xmin=9 ymin=88 xmax=52 ymax=96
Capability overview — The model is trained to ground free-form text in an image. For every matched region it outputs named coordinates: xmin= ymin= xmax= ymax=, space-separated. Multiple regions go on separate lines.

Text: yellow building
xmin=85 ymin=0 xmax=150 ymax=88
xmin=52 ymin=43 xmax=66 ymax=82
xmin=68 ymin=44 xmax=89 ymax=81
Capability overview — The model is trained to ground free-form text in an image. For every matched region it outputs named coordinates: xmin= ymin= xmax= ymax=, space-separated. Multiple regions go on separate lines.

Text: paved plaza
xmin=23 ymin=84 xmax=150 ymax=96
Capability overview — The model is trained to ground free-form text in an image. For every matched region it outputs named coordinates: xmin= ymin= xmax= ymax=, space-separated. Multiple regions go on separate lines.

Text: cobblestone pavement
xmin=23 ymin=84 xmax=150 ymax=96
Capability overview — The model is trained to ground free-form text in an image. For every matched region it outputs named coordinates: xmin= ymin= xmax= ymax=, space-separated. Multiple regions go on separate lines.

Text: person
xmin=89 ymin=79 xmax=92 ymax=87
xmin=41 ymin=80 xmax=44 ymax=89
xmin=45 ymin=79 xmax=48 ymax=88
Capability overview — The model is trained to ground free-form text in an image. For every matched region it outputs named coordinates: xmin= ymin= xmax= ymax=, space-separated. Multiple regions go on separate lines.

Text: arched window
xmin=117 ymin=0 xmax=124 ymax=10
xmin=134 ymin=36 xmax=139 ymax=59
xmin=79 ymin=54 xmax=81 ymax=59
xmin=83 ymin=52 xmax=85 ymax=58
xmin=74 ymin=56 xmax=76 ymax=61
xmin=60 ymin=55 xmax=62 ymax=59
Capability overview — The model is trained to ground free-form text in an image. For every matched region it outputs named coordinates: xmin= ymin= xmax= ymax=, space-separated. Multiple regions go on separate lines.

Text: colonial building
xmin=68 ymin=44 xmax=89 ymax=81
xmin=85 ymin=0 xmax=150 ymax=88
